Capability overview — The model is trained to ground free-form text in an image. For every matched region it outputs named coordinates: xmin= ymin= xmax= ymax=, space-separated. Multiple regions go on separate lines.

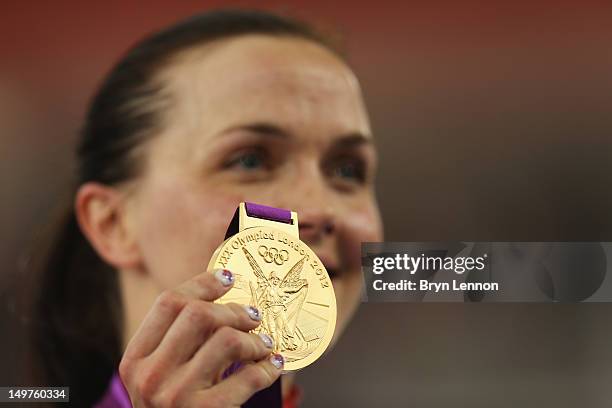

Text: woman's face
xmin=125 ymin=35 xmax=384 ymax=345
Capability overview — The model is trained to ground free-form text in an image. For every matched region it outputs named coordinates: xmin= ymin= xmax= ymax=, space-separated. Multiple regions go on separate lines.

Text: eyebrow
xmin=219 ymin=122 xmax=375 ymax=148
xmin=218 ymin=122 xmax=289 ymax=139
xmin=332 ymin=133 xmax=374 ymax=149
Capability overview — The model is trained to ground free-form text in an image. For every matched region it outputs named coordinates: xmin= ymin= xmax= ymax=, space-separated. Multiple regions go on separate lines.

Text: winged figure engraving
xmin=241 ymin=246 xmax=309 ymax=352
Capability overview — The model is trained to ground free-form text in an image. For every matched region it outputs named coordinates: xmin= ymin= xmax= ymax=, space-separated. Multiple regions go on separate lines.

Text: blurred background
xmin=2 ymin=1 xmax=612 ymax=407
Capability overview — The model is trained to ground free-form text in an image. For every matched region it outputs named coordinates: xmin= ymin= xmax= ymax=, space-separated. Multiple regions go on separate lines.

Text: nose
xmin=292 ymin=174 xmax=337 ymax=243
xmin=271 ymin=159 xmax=338 ymax=243
xmin=298 ymin=206 xmax=336 ymax=243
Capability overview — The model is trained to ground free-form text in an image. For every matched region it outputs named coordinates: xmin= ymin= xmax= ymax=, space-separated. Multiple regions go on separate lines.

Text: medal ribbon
xmin=224 ymin=202 xmax=291 ymax=408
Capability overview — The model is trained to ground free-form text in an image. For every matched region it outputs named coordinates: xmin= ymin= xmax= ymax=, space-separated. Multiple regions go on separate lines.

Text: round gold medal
xmin=208 ymin=225 xmax=337 ymax=371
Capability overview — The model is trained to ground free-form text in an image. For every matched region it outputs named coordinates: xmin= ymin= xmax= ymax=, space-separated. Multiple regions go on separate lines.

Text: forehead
xmin=159 ymin=35 xmax=370 ymax=137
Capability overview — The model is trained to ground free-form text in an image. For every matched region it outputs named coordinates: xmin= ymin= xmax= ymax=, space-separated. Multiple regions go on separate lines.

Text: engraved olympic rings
xmin=258 ymin=245 xmax=289 ymax=265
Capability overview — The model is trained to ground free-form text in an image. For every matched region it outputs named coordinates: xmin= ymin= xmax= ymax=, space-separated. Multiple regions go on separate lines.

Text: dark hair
xmin=24 ymin=9 xmax=342 ymax=406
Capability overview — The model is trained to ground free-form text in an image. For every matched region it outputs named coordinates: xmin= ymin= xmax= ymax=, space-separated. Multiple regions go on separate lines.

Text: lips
xmin=315 ymin=253 xmax=340 ymax=279
xmin=326 ymin=267 xmax=339 ymax=279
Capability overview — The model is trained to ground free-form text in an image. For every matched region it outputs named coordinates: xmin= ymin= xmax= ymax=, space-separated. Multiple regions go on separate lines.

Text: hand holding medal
xmin=119 ymin=203 xmax=336 ymax=407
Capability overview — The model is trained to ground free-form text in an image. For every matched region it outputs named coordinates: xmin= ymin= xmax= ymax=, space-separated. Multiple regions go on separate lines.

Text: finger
xmin=192 ymin=354 xmax=284 ymax=407
xmin=153 ymin=302 xmax=263 ymax=365
xmin=177 ymin=268 xmax=235 ymax=302
xmin=183 ymin=327 xmax=275 ymax=387
xmin=124 ymin=268 xmax=235 ymax=359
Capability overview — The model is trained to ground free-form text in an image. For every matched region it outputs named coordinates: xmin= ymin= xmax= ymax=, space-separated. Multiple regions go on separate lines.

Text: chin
xmin=327 ymin=303 xmax=351 ymax=350
xmin=327 ymin=272 xmax=362 ymax=349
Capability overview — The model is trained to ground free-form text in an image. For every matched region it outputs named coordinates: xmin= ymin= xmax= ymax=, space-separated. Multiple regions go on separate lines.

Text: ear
xmin=75 ymin=182 xmax=143 ymax=271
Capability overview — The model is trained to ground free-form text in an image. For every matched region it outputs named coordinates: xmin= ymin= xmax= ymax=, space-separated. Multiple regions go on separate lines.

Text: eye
xmin=329 ymin=156 xmax=367 ymax=184
xmin=224 ymin=148 xmax=268 ymax=171
xmin=335 ymin=161 xmax=363 ymax=180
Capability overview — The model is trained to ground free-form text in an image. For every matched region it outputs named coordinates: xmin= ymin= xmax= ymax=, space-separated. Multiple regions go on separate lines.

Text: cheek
xmin=134 ymin=182 xmax=244 ymax=290
xmin=339 ymin=201 xmax=384 ymax=272
xmin=332 ymin=201 xmax=384 ymax=334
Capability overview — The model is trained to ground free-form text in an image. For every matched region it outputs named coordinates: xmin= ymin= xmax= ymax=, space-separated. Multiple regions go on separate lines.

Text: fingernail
xmin=270 ymin=353 xmax=284 ymax=369
xmin=259 ymin=333 xmax=274 ymax=349
xmin=245 ymin=305 xmax=262 ymax=321
xmin=214 ymin=269 xmax=234 ymax=286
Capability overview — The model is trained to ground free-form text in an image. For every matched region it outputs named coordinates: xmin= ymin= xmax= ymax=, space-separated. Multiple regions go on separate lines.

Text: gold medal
xmin=208 ymin=202 xmax=337 ymax=371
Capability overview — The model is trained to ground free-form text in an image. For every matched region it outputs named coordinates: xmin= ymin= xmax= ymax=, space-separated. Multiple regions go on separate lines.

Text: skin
xmin=76 ymin=34 xmax=384 ymax=407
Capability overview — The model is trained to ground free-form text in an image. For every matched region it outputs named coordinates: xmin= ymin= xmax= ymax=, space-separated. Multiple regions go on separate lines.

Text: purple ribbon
xmin=245 ymin=202 xmax=292 ymax=224
xmin=94 ymin=373 xmax=131 ymax=408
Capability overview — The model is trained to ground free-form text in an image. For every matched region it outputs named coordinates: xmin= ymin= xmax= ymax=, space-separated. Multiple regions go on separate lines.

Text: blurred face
xmin=124 ymin=35 xmax=384 ymax=346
